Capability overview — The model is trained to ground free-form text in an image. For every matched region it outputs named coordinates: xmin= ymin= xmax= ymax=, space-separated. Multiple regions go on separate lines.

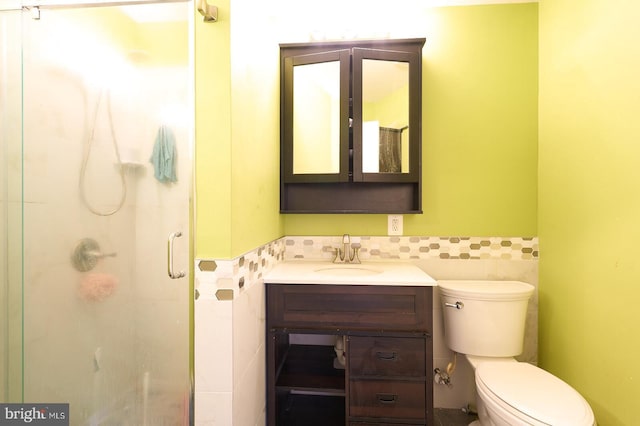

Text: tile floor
xmin=434 ymin=408 xmax=479 ymax=426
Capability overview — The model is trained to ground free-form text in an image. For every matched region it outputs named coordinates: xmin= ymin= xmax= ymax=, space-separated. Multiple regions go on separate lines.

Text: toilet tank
xmin=438 ymin=280 xmax=534 ymax=357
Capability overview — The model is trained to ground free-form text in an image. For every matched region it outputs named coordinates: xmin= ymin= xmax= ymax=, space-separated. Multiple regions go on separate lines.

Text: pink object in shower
xmin=79 ymin=272 xmax=118 ymax=302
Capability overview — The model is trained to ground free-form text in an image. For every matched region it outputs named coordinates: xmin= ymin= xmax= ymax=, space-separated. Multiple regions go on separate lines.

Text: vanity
xmin=264 ymin=261 xmax=436 ymax=425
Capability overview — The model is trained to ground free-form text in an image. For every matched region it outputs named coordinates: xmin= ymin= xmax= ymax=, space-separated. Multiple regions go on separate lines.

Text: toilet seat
xmin=476 ymin=362 xmax=595 ymax=426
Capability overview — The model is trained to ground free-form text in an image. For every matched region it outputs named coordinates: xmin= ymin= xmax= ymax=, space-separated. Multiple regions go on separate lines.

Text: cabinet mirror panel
xmin=293 ymin=60 xmax=341 ymax=175
xmin=362 ymin=59 xmax=410 ymax=174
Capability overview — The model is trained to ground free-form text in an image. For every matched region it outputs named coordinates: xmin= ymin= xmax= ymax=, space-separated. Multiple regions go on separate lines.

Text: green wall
xmin=195 ymin=0 xmax=283 ymax=258
xmin=195 ymin=0 xmax=232 ymax=258
xmin=195 ymin=3 xmax=538 ymax=258
xmin=538 ymin=1 xmax=640 ymax=424
xmin=284 ymin=4 xmax=538 ymax=237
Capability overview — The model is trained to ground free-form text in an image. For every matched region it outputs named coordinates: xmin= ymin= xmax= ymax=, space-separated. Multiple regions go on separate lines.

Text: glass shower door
xmin=16 ymin=2 xmax=193 ymax=424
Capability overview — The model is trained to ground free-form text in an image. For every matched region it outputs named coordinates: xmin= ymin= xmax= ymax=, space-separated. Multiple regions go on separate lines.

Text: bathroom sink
xmin=313 ymin=266 xmax=383 ymax=276
xmin=264 ymin=261 xmax=436 ymax=286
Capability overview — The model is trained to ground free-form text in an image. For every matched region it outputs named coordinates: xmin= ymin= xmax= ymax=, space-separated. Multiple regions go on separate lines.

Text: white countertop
xmin=263 ymin=260 xmax=436 ymax=286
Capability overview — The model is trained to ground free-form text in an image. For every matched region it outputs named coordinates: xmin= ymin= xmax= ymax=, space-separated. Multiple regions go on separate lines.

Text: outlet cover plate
xmin=388 ymin=215 xmax=403 ymax=236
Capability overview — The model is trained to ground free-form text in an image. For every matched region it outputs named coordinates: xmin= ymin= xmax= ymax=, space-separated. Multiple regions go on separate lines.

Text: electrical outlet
xmin=388 ymin=215 xmax=403 ymax=236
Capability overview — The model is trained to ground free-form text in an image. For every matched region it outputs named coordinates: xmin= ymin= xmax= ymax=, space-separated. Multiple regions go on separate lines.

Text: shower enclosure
xmin=1 ymin=0 xmax=193 ymax=423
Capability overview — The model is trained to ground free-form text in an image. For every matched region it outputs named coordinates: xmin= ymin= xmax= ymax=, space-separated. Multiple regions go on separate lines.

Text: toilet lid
xmin=476 ymin=362 xmax=594 ymax=425
xmin=438 ymin=280 xmax=534 ymax=301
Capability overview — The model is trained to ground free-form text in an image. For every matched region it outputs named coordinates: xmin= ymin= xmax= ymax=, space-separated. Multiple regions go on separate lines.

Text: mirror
xmin=291 ymin=57 xmax=411 ymax=176
xmin=361 ymin=59 xmax=410 ymax=174
xmin=292 ymin=60 xmax=341 ymax=174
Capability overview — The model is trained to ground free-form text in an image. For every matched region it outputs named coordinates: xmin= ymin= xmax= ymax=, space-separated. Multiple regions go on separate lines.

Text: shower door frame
xmin=0 ymin=5 xmax=23 ymax=404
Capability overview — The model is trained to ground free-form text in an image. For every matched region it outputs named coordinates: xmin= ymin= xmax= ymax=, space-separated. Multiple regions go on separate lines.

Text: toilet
xmin=438 ymin=280 xmax=596 ymax=426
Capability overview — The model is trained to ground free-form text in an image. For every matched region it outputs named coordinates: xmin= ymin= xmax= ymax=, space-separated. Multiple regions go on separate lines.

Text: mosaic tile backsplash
xmin=195 ymin=238 xmax=285 ymax=300
xmin=194 ymin=236 xmax=538 ymax=299
xmin=284 ymin=236 xmax=538 ymax=261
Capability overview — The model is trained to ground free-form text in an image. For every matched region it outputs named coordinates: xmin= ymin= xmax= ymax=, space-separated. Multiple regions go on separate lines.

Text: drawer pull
xmin=376 ymin=393 xmax=398 ymax=404
xmin=376 ymin=351 xmax=397 ymax=361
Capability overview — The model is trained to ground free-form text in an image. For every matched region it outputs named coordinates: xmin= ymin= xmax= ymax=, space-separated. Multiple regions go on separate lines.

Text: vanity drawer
xmin=349 ymin=336 xmax=426 ymax=377
xmin=266 ymin=284 xmax=431 ymax=332
xmin=349 ymin=380 xmax=426 ymax=420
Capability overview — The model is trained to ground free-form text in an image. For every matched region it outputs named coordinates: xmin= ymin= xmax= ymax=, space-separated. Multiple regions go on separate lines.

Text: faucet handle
xmin=342 ymin=233 xmax=350 ymax=244
xmin=332 ymin=247 xmax=344 ymax=263
xmin=349 ymin=246 xmax=361 ymax=264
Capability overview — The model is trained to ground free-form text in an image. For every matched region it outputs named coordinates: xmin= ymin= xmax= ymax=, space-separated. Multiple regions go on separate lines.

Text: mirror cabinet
xmin=280 ymin=38 xmax=425 ymax=213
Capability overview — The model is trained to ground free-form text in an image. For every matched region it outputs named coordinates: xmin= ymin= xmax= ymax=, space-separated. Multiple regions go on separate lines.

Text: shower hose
xmin=79 ymin=88 xmax=127 ymax=216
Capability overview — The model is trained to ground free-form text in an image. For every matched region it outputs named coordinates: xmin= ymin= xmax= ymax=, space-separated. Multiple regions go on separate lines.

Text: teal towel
xmin=150 ymin=125 xmax=178 ymax=183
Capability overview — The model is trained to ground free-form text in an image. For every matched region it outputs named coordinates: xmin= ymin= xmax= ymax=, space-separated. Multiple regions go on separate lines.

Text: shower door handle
xmin=168 ymin=231 xmax=186 ymax=279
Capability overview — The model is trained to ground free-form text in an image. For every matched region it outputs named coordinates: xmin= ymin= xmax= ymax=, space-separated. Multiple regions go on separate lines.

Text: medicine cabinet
xmin=280 ymin=38 xmax=425 ymax=213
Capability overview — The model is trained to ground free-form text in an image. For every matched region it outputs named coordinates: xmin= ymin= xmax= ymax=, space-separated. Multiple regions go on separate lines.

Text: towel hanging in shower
xmin=150 ymin=125 xmax=178 ymax=183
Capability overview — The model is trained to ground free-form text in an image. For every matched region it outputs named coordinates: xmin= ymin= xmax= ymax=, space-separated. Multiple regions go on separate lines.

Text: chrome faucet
xmin=333 ymin=234 xmax=361 ymax=264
